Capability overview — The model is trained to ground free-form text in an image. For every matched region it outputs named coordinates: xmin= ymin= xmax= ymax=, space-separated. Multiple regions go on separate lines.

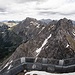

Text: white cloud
xmin=0 ymin=0 xmax=75 ymax=21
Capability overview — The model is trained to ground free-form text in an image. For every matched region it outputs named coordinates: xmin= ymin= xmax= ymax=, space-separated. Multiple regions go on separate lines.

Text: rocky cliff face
xmin=7 ymin=18 xmax=75 ymax=62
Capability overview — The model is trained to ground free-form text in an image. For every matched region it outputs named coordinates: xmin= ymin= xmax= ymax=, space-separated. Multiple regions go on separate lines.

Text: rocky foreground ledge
xmin=17 ymin=71 xmax=75 ymax=75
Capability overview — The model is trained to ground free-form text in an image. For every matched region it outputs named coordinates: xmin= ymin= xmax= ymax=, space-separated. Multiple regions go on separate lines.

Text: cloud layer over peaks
xmin=0 ymin=0 xmax=75 ymax=21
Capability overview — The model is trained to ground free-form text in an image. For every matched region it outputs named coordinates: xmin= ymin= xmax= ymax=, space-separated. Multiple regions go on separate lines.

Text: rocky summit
xmin=5 ymin=17 xmax=75 ymax=62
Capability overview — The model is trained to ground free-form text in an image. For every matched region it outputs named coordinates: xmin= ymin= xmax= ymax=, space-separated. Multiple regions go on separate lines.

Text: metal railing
xmin=0 ymin=57 xmax=75 ymax=75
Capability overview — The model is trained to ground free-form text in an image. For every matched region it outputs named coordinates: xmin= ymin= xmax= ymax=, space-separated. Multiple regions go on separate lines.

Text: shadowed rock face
xmin=7 ymin=18 xmax=75 ymax=61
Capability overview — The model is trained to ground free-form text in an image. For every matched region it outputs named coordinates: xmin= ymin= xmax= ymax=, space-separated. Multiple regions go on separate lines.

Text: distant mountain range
xmin=0 ymin=19 xmax=75 ymax=25
xmin=40 ymin=19 xmax=75 ymax=25
xmin=40 ymin=19 xmax=52 ymax=24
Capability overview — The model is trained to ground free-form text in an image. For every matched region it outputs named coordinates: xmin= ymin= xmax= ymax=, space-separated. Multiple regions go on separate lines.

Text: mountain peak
xmin=57 ymin=18 xmax=72 ymax=26
xmin=25 ymin=17 xmax=37 ymax=22
xmin=56 ymin=18 xmax=73 ymax=31
xmin=20 ymin=17 xmax=39 ymax=26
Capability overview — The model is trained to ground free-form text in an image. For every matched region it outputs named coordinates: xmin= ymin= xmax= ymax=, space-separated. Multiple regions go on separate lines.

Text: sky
xmin=0 ymin=0 xmax=75 ymax=21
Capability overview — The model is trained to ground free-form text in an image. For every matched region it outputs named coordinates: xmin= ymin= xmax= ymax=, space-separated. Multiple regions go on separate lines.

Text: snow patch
xmin=42 ymin=27 xmax=45 ymax=30
xmin=72 ymin=30 xmax=75 ymax=36
xmin=1 ymin=32 xmax=4 ymax=34
xmin=7 ymin=65 xmax=12 ymax=70
xmin=10 ymin=60 xmax=13 ymax=63
xmin=30 ymin=21 xmax=34 ymax=24
xmin=36 ymin=34 xmax=52 ymax=56
xmin=30 ymin=21 xmax=39 ymax=26
xmin=38 ymin=27 xmax=45 ymax=34
xmin=66 ymin=44 xmax=69 ymax=48
xmin=3 ymin=60 xmax=13 ymax=70
xmin=3 ymin=62 xmax=9 ymax=69
xmin=33 ymin=34 xmax=52 ymax=67
xmin=25 ymin=71 xmax=75 ymax=75
xmin=36 ymin=24 xmax=40 ymax=28
xmin=73 ymin=32 xmax=75 ymax=36
xmin=46 ymin=46 xmax=49 ymax=49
